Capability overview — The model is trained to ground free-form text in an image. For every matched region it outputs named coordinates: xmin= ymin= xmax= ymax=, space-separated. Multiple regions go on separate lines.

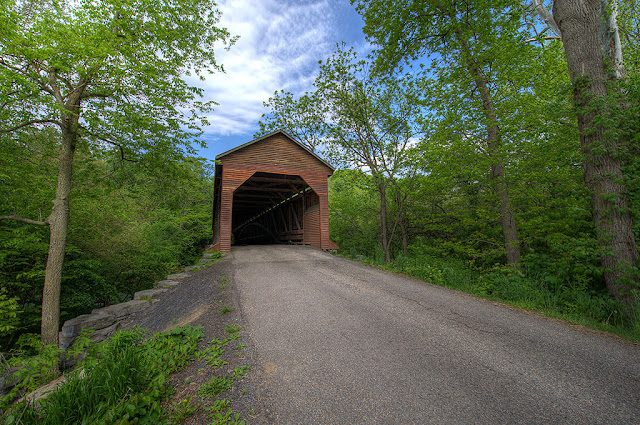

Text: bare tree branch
xmin=525 ymin=35 xmax=562 ymax=44
xmin=0 ymin=215 xmax=49 ymax=226
xmin=329 ymin=207 xmax=361 ymax=230
xmin=81 ymin=92 xmax=110 ymax=100
xmin=532 ymin=0 xmax=561 ymax=36
xmin=78 ymin=125 xmax=138 ymax=162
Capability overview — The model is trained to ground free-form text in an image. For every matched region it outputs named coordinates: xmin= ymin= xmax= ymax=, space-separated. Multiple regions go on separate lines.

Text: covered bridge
xmin=211 ymin=130 xmax=338 ymax=252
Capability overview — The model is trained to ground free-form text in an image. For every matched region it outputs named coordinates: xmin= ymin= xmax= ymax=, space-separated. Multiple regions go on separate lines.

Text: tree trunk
xmin=40 ymin=123 xmax=77 ymax=346
xmin=396 ymin=190 xmax=408 ymax=254
xmin=457 ymin=35 xmax=521 ymax=267
xmin=553 ymin=0 xmax=639 ymax=309
xmin=378 ymin=182 xmax=391 ymax=264
xmin=489 ymin=146 xmax=521 ymax=267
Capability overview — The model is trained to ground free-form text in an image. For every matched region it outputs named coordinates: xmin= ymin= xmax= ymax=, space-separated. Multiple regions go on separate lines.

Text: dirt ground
xmin=125 ymin=256 xmax=271 ymax=424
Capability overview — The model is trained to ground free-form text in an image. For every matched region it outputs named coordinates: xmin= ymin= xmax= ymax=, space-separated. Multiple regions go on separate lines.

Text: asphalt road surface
xmin=231 ymin=245 xmax=640 ymax=424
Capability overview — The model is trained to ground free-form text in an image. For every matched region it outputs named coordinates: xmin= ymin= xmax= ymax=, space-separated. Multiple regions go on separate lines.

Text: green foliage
xmin=220 ymin=305 xmax=233 ymax=315
xmin=198 ymin=376 xmax=234 ymax=399
xmin=2 ymin=325 xmax=204 ymax=423
xmin=0 ymin=0 xmax=234 ymax=346
xmin=231 ymin=366 xmax=250 ymax=378
xmin=225 ymin=325 xmax=240 ymax=334
xmin=0 ymin=289 xmax=20 ymax=335
xmin=206 ymin=399 xmax=245 ymax=425
xmin=353 ymin=239 xmax=638 ymax=338
xmin=0 ymin=145 xmax=216 ymax=349
xmin=1 ymin=343 xmax=61 ymax=406
xmin=195 ymin=336 xmax=237 ymax=369
xmin=166 ymin=397 xmax=199 ymax=425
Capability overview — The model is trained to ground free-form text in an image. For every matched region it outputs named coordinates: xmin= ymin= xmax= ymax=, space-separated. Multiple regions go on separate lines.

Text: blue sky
xmin=193 ymin=0 xmax=367 ymax=161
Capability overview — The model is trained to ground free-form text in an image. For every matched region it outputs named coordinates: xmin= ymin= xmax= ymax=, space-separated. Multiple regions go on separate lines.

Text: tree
xmin=257 ymin=91 xmax=326 ymax=152
xmin=260 ymin=48 xmax=425 ymax=263
xmin=352 ymin=0 xmax=532 ymax=268
xmin=533 ymin=0 xmax=639 ymax=312
xmin=0 ymin=0 xmax=235 ymax=345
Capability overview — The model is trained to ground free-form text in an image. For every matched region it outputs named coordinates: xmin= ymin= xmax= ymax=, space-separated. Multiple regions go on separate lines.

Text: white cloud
xmin=196 ymin=0 xmax=341 ymax=138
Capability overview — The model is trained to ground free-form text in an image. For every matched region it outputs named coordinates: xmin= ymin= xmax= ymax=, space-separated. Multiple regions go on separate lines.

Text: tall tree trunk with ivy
xmin=553 ymin=0 xmax=639 ymax=310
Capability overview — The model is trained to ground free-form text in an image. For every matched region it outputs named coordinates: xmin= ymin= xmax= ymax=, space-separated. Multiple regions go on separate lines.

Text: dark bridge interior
xmin=232 ymin=172 xmax=318 ymax=245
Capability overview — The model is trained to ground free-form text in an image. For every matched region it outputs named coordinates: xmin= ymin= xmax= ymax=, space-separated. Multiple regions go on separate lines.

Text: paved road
xmin=231 ymin=245 xmax=640 ymax=424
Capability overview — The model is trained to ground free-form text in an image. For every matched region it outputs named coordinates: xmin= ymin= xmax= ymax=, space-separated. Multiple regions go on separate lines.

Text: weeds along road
xmin=231 ymin=245 xmax=640 ymax=425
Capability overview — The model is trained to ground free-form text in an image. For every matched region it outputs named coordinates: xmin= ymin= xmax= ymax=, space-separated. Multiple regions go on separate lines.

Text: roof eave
xmin=215 ymin=129 xmax=335 ymax=172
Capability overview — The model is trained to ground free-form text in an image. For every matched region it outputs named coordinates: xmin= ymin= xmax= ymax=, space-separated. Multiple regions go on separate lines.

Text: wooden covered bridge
xmin=211 ymin=130 xmax=338 ymax=251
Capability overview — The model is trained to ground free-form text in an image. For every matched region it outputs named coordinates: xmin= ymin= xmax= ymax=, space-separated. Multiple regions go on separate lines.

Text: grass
xmin=166 ymin=397 xmax=199 ymax=425
xmin=1 ymin=324 xmax=253 ymax=424
xmin=2 ymin=325 xmax=204 ymax=424
xmin=221 ymin=305 xmax=233 ymax=315
xmin=206 ymin=399 xmax=245 ymax=425
xmin=198 ymin=376 xmax=234 ymax=398
xmin=192 ymin=334 xmax=249 ymax=424
xmin=139 ymin=295 xmax=153 ymax=304
xmin=225 ymin=324 xmax=240 ymax=334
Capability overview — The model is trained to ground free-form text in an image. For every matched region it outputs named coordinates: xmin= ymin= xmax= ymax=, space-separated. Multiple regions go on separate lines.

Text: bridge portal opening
xmin=231 ymin=172 xmax=320 ymax=246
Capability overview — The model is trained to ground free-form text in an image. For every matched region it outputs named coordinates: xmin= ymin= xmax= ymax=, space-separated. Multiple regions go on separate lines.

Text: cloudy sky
xmin=194 ymin=0 xmax=367 ymax=160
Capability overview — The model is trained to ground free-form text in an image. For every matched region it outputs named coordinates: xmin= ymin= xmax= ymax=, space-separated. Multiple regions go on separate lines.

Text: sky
xmin=193 ymin=0 xmax=367 ymax=161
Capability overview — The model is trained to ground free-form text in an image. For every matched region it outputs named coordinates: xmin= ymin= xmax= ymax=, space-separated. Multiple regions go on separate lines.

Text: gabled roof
xmin=215 ymin=129 xmax=334 ymax=171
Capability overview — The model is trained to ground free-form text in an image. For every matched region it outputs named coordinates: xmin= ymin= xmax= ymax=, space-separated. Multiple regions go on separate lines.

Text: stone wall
xmin=58 ymin=252 xmax=221 ymax=350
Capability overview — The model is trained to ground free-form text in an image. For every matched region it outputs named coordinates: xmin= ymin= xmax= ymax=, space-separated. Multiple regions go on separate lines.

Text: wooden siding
xmin=219 ymin=190 xmax=234 ymax=252
xmin=223 ymin=134 xmax=333 ymax=173
xmin=303 ymin=208 xmax=321 ymax=247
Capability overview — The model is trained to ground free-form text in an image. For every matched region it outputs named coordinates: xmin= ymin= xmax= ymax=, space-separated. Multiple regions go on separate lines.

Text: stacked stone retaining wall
xmin=58 ymin=252 xmax=221 ymax=351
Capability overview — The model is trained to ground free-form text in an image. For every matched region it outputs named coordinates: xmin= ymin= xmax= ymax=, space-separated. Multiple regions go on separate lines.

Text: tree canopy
xmin=0 ymin=0 xmax=235 ymax=345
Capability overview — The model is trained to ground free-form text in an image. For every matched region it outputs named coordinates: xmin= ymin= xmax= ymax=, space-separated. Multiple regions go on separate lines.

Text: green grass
xmin=221 ymin=305 xmax=233 ymax=315
xmin=166 ymin=396 xmax=199 ymax=425
xmin=2 ymin=324 xmax=252 ymax=424
xmin=198 ymin=375 xmax=234 ymax=398
xmin=2 ymin=325 xmax=205 ymax=424
xmin=206 ymin=399 xmax=245 ymax=425
xmin=225 ymin=324 xmax=240 ymax=334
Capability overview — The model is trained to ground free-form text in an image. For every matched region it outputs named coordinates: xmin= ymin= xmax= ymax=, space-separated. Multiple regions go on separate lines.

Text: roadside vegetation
xmin=1 ymin=324 xmax=249 ymax=424
xmin=0 ymin=0 xmax=227 ymax=351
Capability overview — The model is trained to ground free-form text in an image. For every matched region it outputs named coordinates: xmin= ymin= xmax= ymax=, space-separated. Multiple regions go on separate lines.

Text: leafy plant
xmin=198 ymin=376 xmax=234 ymax=398
xmin=2 ymin=325 xmax=205 ymax=423
xmin=206 ymin=399 xmax=245 ymax=425
xmin=166 ymin=396 xmax=199 ymax=425
xmin=232 ymin=366 xmax=250 ymax=378
xmin=225 ymin=325 xmax=240 ymax=334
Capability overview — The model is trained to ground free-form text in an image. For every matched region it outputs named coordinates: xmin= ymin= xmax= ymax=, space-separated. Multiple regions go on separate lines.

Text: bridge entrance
xmin=231 ymin=172 xmax=320 ymax=246
xmin=211 ymin=130 xmax=337 ymax=251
